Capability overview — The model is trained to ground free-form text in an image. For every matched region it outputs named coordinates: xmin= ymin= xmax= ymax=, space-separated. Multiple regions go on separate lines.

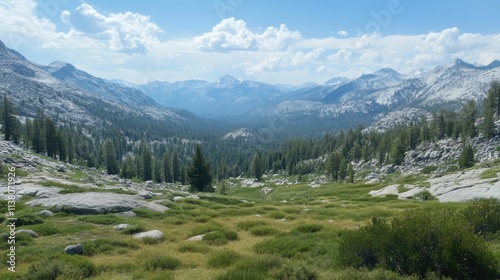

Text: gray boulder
xmin=16 ymin=229 xmax=39 ymax=238
xmin=64 ymin=244 xmax=83 ymax=255
xmin=37 ymin=210 xmax=54 ymax=217
xmin=113 ymin=224 xmax=131 ymax=230
xmin=27 ymin=192 xmax=169 ymax=214
xmin=429 ymin=151 xmax=441 ymax=159
xmin=57 ymin=165 xmax=66 ymax=172
xmin=134 ymin=230 xmax=163 ymax=240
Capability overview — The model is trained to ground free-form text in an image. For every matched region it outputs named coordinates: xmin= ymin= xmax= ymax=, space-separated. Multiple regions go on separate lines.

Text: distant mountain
xmin=42 ymin=61 xmax=159 ymax=108
xmin=137 ymin=75 xmax=292 ymax=117
xmin=0 ymin=39 xmax=190 ymax=128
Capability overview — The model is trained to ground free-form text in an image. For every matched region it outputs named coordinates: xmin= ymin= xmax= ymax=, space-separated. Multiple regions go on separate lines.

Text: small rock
xmin=37 ymin=210 xmax=54 ymax=217
xmin=64 ymin=244 xmax=83 ymax=255
xmin=186 ymin=194 xmax=200 ymax=199
xmin=429 ymin=151 xmax=441 ymax=159
xmin=134 ymin=230 xmax=164 ymax=240
xmin=187 ymin=234 xmax=205 ymax=241
xmin=113 ymin=224 xmax=131 ymax=230
xmin=56 ymin=165 xmax=66 ymax=172
xmin=16 ymin=229 xmax=39 ymax=238
xmin=172 ymin=196 xmax=184 ymax=202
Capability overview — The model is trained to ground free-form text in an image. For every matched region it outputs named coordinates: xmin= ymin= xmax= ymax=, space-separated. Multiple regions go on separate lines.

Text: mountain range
xmin=1 ymin=37 xmax=500 ymax=138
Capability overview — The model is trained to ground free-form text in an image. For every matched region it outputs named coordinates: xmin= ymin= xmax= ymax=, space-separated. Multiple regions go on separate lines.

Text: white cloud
xmin=194 ymin=18 xmax=301 ymax=52
xmin=60 ymin=4 xmax=163 ymax=54
xmin=1 ymin=1 xmax=500 ymax=86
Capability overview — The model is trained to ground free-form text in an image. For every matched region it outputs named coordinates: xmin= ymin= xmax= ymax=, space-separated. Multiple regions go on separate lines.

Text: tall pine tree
xmin=1 ymin=93 xmax=18 ymax=142
xmin=187 ymin=145 xmax=213 ymax=192
xmin=103 ymin=139 xmax=119 ymax=175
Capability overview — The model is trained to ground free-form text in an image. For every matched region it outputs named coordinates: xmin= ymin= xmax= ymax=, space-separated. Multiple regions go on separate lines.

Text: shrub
xmin=462 ymin=198 xmax=500 ymax=236
xmin=268 ymin=211 xmax=286 ymax=219
xmin=25 ymin=223 xmax=61 ymax=236
xmin=338 ymin=211 xmax=499 ymax=279
xmin=194 ymin=215 xmax=211 ymax=223
xmin=121 ymin=224 xmax=146 ymax=235
xmin=207 ymin=249 xmax=241 ymax=268
xmin=215 ymin=256 xmax=282 ymax=280
xmin=272 ymin=261 xmax=318 ymax=280
xmin=422 ymin=165 xmax=438 ymax=174
xmin=249 ymin=225 xmax=279 ymax=236
xmin=414 ymin=189 xmax=435 ymax=201
xmin=203 ymin=230 xmax=238 ymax=246
xmin=81 ymin=238 xmax=139 ymax=256
xmin=143 ymin=255 xmax=182 ymax=271
xmin=177 ymin=242 xmax=210 ymax=254
xmin=77 ymin=214 xmax=124 ymax=225
xmin=237 ymin=220 xmax=269 ymax=230
xmin=291 ymin=224 xmax=324 ymax=234
xmin=25 ymin=256 xmax=96 ymax=280
xmin=16 ymin=214 xmax=43 ymax=226
xmin=191 ymin=222 xmax=225 ymax=236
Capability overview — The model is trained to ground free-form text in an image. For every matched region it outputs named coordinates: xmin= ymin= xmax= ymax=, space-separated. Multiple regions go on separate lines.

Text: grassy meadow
xmin=0 ymin=170 xmax=499 ymax=280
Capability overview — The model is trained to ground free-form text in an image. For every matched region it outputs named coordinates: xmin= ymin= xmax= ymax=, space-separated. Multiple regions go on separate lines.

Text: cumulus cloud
xmin=60 ymin=3 xmax=162 ymax=54
xmin=194 ymin=18 xmax=301 ymax=52
xmin=338 ymin=30 xmax=347 ymax=36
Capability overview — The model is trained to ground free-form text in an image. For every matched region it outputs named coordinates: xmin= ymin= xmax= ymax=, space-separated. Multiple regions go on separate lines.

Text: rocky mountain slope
xmin=0 ymin=39 xmax=188 ymax=125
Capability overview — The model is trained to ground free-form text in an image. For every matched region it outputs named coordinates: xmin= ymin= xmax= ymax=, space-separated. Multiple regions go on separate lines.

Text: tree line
xmin=2 ymin=81 xmax=500 ymax=189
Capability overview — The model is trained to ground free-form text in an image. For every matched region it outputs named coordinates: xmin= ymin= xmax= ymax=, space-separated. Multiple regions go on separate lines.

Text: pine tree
xmin=120 ymin=155 xmax=135 ymax=179
xmin=1 ymin=93 xmax=18 ymax=142
xmin=140 ymin=141 xmax=152 ymax=181
xmin=483 ymin=82 xmax=498 ymax=138
xmin=459 ymin=144 xmax=475 ymax=169
xmin=327 ymin=152 xmax=341 ymax=181
xmin=172 ymin=149 xmax=181 ymax=182
xmin=346 ymin=162 xmax=355 ymax=183
xmin=103 ymin=139 xmax=119 ymax=175
xmin=461 ymin=100 xmax=477 ymax=139
xmin=45 ymin=117 xmax=58 ymax=158
xmin=250 ymin=151 xmax=263 ymax=181
xmin=187 ymin=145 xmax=213 ymax=192
xmin=153 ymin=158 xmax=162 ymax=183
xmin=162 ymin=151 xmax=173 ymax=183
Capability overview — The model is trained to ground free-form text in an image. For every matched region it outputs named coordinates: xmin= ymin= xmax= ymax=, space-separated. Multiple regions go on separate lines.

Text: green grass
xmin=207 ymin=249 xmax=241 ymax=268
xmin=143 ymin=254 xmax=182 ymax=271
xmin=481 ymin=168 xmax=499 ymax=179
xmin=39 ymin=181 xmax=136 ymax=195
xmin=78 ymin=214 xmax=125 ymax=225
xmin=249 ymin=225 xmax=279 ymax=236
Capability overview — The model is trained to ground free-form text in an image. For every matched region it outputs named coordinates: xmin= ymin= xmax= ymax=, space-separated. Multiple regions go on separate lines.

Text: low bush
xmin=237 ymin=220 xmax=268 ymax=230
xmin=81 ymin=238 xmax=139 ymax=256
xmin=291 ymin=224 xmax=324 ymax=234
xmin=338 ymin=211 xmax=499 ymax=279
xmin=422 ymin=165 xmax=438 ymax=174
xmin=272 ymin=261 xmax=318 ymax=280
xmin=121 ymin=224 xmax=146 ymax=235
xmin=268 ymin=211 xmax=286 ymax=219
xmin=215 ymin=256 xmax=282 ymax=280
xmin=16 ymin=214 xmax=43 ymax=226
xmin=249 ymin=225 xmax=279 ymax=236
xmin=203 ymin=230 xmax=238 ymax=246
xmin=143 ymin=254 xmax=182 ymax=271
xmin=414 ymin=189 xmax=435 ymax=201
xmin=177 ymin=242 xmax=211 ymax=254
xmin=24 ymin=223 xmax=61 ymax=236
xmin=77 ymin=214 xmax=124 ymax=225
xmin=207 ymin=249 xmax=241 ymax=268
xmin=24 ymin=255 xmax=96 ymax=280
xmin=462 ymin=198 xmax=500 ymax=237
xmin=191 ymin=222 xmax=225 ymax=236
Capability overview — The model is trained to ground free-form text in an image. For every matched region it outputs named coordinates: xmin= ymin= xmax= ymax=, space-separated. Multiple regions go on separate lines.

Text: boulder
xmin=187 ymin=234 xmax=205 ymax=241
xmin=27 ymin=192 xmax=169 ymax=214
xmin=113 ymin=224 xmax=131 ymax=230
xmin=429 ymin=151 xmax=441 ymax=159
xmin=37 ymin=210 xmax=54 ymax=217
xmin=16 ymin=229 xmax=39 ymax=238
xmin=138 ymin=191 xmax=154 ymax=199
xmin=56 ymin=165 xmax=66 ymax=172
xmin=134 ymin=230 xmax=163 ymax=240
xmin=64 ymin=244 xmax=83 ymax=255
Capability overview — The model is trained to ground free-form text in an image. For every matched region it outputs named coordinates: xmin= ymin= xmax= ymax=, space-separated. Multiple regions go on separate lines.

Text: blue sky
xmin=1 ymin=0 xmax=500 ymax=85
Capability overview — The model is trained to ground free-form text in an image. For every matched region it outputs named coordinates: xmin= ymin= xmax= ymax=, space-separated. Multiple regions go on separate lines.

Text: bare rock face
xmin=27 ymin=192 xmax=169 ymax=214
